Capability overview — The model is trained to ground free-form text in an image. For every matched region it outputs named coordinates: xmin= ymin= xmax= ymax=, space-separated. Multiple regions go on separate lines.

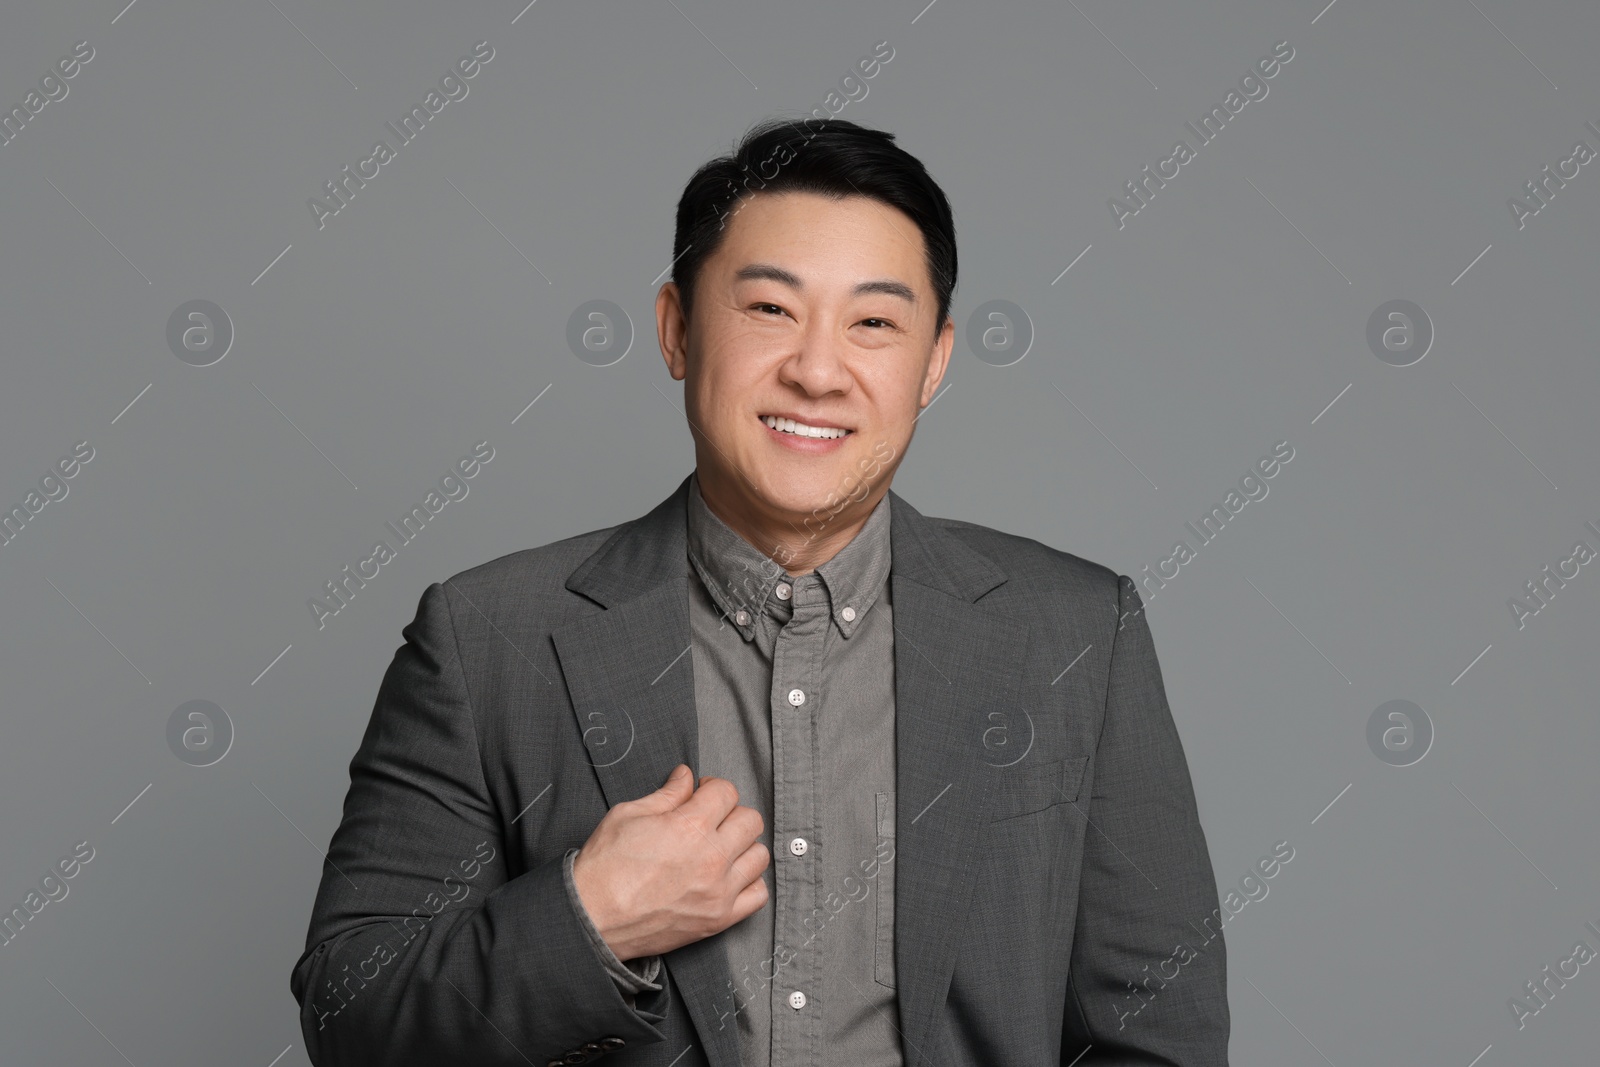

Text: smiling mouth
xmin=760 ymin=415 xmax=853 ymax=440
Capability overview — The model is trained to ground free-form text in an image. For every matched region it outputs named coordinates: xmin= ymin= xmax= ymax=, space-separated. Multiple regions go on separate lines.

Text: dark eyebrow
xmin=734 ymin=263 xmax=803 ymax=288
xmin=853 ymin=279 xmax=917 ymax=304
xmin=733 ymin=263 xmax=917 ymax=305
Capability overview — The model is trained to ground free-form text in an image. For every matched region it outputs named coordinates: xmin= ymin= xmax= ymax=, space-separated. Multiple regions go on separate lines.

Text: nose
xmin=777 ymin=321 xmax=854 ymax=397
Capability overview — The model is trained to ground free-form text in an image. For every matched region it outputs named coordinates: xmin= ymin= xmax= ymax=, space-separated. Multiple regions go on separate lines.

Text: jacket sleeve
xmin=563 ymin=847 xmax=665 ymax=1006
xmin=1061 ymin=575 xmax=1231 ymax=1065
xmin=290 ymin=581 xmax=673 ymax=1066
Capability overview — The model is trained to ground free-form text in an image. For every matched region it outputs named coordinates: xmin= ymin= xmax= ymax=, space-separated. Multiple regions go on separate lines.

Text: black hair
xmin=670 ymin=116 xmax=957 ymax=333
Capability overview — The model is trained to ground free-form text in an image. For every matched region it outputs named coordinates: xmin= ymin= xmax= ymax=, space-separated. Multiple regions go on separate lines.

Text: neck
xmin=696 ymin=472 xmax=885 ymax=577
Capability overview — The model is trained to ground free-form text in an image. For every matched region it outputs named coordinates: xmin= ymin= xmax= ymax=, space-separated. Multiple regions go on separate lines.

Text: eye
xmin=752 ymin=303 xmax=788 ymax=317
xmin=859 ymin=317 xmax=895 ymax=329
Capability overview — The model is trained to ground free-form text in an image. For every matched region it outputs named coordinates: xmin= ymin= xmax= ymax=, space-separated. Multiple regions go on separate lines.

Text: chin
xmin=752 ymin=465 xmax=848 ymax=519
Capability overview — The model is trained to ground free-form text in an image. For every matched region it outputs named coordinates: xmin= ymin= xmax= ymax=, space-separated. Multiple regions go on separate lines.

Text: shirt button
xmin=734 ymin=609 xmax=750 ymax=626
xmin=789 ymin=837 xmax=809 ymax=856
xmin=787 ymin=688 xmax=806 ymax=707
xmin=840 ymin=606 xmax=857 ymax=622
xmin=788 ymin=990 xmax=807 ymax=1010
xmin=775 ymin=582 xmax=792 ymax=601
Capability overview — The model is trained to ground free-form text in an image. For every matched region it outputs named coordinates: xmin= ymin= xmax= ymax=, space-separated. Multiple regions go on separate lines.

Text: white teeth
xmin=763 ymin=415 xmax=849 ymax=439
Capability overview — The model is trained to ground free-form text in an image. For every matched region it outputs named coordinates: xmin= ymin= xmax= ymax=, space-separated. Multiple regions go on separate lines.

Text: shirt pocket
xmin=987 ymin=756 xmax=1089 ymax=822
xmin=875 ymin=790 xmax=896 ymax=989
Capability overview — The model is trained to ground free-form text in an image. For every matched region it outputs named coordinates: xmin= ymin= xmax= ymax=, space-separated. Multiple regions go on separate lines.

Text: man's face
xmin=658 ymin=191 xmax=953 ymax=541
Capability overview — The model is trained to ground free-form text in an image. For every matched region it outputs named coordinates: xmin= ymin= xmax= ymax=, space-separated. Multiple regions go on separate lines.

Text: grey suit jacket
xmin=291 ymin=472 xmax=1230 ymax=1067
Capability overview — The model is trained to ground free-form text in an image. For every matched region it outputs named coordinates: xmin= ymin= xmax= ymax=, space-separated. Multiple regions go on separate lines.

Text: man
xmin=292 ymin=117 xmax=1230 ymax=1066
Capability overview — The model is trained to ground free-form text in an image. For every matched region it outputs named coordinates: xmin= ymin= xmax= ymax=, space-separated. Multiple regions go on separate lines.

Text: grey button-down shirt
xmin=563 ymin=470 xmax=902 ymax=1066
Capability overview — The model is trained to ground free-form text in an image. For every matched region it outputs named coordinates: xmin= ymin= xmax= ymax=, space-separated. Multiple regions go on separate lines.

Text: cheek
xmin=691 ymin=374 xmax=762 ymax=449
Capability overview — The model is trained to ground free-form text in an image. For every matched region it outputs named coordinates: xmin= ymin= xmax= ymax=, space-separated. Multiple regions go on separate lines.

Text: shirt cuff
xmin=563 ymin=847 xmax=664 ymax=997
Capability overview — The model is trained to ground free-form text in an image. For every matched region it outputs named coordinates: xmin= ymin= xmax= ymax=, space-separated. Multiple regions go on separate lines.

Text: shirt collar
xmin=685 ymin=470 xmax=891 ymax=642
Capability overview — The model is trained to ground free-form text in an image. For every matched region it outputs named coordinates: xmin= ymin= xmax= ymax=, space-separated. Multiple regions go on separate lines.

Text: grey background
xmin=2 ymin=0 xmax=1596 ymax=1063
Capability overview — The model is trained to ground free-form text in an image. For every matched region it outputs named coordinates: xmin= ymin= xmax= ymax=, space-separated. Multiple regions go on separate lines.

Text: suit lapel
xmin=551 ymin=475 xmax=744 ymax=1067
xmin=551 ymin=474 xmax=1022 ymax=1067
xmin=886 ymin=492 xmax=1026 ymax=1067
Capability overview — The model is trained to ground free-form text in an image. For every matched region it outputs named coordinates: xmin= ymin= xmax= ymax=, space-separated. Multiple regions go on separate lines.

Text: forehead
xmin=712 ymin=191 xmax=929 ymax=286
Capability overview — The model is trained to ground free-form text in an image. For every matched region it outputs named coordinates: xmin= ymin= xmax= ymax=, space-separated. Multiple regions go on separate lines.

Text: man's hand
xmin=571 ymin=764 xmax=770 ymax=961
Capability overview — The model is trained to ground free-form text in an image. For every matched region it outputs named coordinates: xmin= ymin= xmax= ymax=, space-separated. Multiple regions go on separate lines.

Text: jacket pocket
xmin=988 ymin=756 xmax=1089 ymax=822
xmin=875 ymin=790 xmax=896 ymax=989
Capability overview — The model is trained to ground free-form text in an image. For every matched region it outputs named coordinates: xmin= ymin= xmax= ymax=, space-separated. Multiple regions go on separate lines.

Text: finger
xmin=626 ymin=764 xmax=696 ymax=815
xmin=729 ymin=868 xmax=771 ymax=924
xmin=714 ymin=804 xmax=765 ymax=850
xmin=680 ymin=775 xmax=741 ymax=825
xmin=728 ymin=840 xmax=770 ymax=889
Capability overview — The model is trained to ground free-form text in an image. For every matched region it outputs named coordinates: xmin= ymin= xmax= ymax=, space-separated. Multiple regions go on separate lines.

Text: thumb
xmin=657 ymin=763 xmax=695 ymax=801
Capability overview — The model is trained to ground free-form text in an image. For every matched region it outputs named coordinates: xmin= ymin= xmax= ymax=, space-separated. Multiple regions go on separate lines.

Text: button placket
xmin=768 ymin=574 xmax=825 ymax=1061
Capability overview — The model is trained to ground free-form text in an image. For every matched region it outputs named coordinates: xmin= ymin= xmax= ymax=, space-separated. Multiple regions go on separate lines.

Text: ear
xmin=920 ymin=314 xmax=955 ymax=407
xmin=657 ymin=282 xmax=689 ymax=381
